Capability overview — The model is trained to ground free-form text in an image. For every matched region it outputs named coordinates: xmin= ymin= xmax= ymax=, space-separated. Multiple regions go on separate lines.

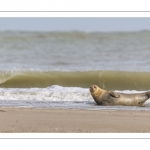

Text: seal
xmin=90 ymin=85 xmax=150 ymax=106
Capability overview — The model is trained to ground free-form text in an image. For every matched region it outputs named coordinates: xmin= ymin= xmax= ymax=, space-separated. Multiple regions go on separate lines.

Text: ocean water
xmin=0 ymin=30 xmax=150 ymax=110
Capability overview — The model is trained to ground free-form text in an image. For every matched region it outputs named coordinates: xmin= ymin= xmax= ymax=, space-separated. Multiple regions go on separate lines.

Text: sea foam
xmin=0 ymin=85 xmax=91 ymax=101
xmin=0 ymin=85 xmax=150 ymax=110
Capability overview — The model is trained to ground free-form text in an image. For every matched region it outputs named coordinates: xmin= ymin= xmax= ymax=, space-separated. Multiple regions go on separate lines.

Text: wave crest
xmin=0 ymin=70 xmax=150 ymax=90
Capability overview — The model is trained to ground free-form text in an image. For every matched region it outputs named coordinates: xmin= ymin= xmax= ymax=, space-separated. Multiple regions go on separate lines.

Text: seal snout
xmin=89 ymin=86 xmax=93 ymax=92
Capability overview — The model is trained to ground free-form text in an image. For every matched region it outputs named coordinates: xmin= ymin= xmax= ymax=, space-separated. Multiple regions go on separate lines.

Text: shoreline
xmin=0 ymin=107 xmax=150 ymax=133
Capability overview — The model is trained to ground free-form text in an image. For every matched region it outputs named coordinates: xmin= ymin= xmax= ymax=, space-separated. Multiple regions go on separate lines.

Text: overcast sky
xmin=0 ymin=18 xmax=150 ymax=32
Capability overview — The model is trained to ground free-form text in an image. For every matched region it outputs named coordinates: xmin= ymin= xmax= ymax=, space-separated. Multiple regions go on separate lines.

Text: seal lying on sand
xmin=90 ymin=85 xmax=150 ymax=106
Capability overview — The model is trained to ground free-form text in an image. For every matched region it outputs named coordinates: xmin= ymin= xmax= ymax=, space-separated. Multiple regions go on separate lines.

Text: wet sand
xmin=0 ymin=108 xmax=150 ymax=133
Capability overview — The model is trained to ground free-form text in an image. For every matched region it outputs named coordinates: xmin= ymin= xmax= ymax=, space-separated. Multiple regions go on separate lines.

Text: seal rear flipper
xmin=109 ymin=91 xmax=120 ymax=98
xmin=144 ymin=91 xmax=150 ymax=98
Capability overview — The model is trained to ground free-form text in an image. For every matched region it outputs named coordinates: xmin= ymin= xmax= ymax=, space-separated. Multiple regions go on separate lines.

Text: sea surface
xmin=0 ymin=30 xmax=150 ymax=110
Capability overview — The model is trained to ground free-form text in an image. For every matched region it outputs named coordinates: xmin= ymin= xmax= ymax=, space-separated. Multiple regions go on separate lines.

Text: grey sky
xmin=0 ymin=18 xmax=150 ymax=32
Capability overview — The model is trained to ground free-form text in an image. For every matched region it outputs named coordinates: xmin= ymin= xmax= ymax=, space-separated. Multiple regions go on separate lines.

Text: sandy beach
xmin=0 ymin=108 xmax=150 ymax=133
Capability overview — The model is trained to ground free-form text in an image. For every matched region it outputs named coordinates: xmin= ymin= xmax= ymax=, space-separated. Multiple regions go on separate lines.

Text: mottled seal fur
xmin=90 ymin=85 xmax=150 ymax=106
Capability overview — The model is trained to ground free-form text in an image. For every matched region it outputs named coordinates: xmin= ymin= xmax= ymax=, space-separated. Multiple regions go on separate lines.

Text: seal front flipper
xmin=109 ymin=91 xmax=120 ymax=98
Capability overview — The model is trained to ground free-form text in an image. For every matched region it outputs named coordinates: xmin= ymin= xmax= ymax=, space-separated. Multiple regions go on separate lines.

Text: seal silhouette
xmin=90 ymin=85 xmax=150 ymax=106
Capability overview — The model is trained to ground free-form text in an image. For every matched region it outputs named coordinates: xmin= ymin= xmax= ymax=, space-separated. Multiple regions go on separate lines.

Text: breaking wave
xmin=0 ymin=70 xmax=150 ymax=90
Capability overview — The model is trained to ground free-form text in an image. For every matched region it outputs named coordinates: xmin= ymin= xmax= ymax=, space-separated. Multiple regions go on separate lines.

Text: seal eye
xmin=94 ymin=86 xmax=96 ymax=89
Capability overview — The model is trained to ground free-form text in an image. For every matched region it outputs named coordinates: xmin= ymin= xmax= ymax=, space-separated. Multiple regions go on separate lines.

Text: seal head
xmin=90 ymin=85 xmax=111 ymax=105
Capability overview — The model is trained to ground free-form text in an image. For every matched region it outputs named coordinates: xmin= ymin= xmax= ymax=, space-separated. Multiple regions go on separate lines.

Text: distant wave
xmin=0 ymin=70 xmax=150 ymax=90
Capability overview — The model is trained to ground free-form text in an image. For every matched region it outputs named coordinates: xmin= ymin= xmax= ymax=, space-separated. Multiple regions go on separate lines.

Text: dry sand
xmin=0 ymin=107 xmax=150 ymax=133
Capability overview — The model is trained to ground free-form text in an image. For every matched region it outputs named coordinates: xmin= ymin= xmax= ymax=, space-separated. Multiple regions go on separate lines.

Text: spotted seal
xmin=90 ymin=85 xmax=150 ymax=106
